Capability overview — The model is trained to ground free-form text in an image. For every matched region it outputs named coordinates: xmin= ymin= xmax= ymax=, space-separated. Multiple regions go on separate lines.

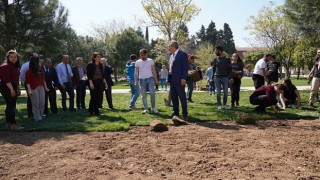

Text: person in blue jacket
xmin=126 ymin=54 xmax=140 ymax=110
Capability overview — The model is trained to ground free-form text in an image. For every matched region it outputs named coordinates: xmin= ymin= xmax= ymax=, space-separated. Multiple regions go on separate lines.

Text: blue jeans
xmin=215 ymin=77 xmax=229 ymax=106
xmin=209 ymin=80 xmax=215 ymax=93
xmin=160 ymin=78 xmax=167 ymax=90
xmin=129 ymin=81 xmax=140 ymax=107
xmin=186 ymin=79 xmax=194 ymax=101
xmin=139 ymin=77 xmax=156 ymax=110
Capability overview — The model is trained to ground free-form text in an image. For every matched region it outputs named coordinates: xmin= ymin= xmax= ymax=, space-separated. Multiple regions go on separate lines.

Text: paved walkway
xmin=19 ymin=86 xmax=311 ymax=95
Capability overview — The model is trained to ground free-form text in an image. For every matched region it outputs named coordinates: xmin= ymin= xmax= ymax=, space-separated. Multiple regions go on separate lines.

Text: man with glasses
xmin=135 ymin=49 xmax=159 ymax=114
xmin=307 ymin=49 xmax=320 ymax=108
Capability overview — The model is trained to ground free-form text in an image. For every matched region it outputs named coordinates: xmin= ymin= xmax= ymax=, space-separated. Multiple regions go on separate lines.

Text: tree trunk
xmin=114 ymin=68 xmax=118 ymax=82
xmin=297 ymin=67 xmax=301 ymax=79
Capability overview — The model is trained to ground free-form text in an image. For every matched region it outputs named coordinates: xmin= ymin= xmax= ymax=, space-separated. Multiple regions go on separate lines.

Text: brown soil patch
xmin=1 ymin=120 xmax=320 ymax=179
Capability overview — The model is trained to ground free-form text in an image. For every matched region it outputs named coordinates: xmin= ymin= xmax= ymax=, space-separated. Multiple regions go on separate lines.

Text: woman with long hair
xmin=230 ymin=53 xmax=244 ymax=108
xmin=26 ymin=56 xmax=49 ymax=121
xmin=0 ymin=50 xmax=22 ymax=129
xmin=86 ymin=52 xmax=108 ymax=116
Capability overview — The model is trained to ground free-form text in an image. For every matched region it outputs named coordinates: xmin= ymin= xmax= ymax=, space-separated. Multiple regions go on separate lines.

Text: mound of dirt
xmin=0 ymin=119 xmax=319 ymax=179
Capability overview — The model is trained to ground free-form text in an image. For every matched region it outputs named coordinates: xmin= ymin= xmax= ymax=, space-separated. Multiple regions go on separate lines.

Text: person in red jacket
xmin=0 ymin=50 xmax=22 ymax=129
xmin=249 ymin=83 xmax=286 ymax=113
xmin=26 ymin=56 xmax=49 ymax=122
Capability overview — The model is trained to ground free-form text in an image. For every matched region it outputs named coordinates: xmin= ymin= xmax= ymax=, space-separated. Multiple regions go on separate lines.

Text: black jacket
xmin=86 ymin=63 xmax=104 ymax=81
xmin=103 ymin=65 xmax=114 ymax=86
xmin=42 ymin=66 xmax=59 ymax=90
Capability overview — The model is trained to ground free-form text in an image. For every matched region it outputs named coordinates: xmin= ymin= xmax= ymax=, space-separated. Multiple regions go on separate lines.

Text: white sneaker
xmin=142 ymin=109 xmax=149 ymax=114
xmin=218 ymin=106 xmax=222 ymax=110
xmin=151 ymin=108 xmax=159 ymax=114
xmin=222 ymin=105 xmax=231 ymax=110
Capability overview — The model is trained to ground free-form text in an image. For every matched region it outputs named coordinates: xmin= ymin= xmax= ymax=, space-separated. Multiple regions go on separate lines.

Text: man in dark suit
xmin=101 ymin=58 xmax=114 ymax=109
xmin=72 ymin=57 xmax=87 ymax=109
xmin=168 ymin=40 xmax=189 ymax=120
xmin=42 ymin=58 xmax=58 ymax=114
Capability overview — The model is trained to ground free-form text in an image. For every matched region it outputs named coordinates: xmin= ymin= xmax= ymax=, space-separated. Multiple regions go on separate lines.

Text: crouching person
xmin=250 ymin=83 xmax=286 ymax=113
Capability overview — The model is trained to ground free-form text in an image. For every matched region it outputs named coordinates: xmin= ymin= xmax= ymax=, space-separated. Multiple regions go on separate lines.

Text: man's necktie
xmin=65 ymin=64 xmax=70 ymax=82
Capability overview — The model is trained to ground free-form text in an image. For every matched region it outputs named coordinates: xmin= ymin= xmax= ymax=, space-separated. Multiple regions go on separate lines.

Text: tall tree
xmin=145 ymin=26 xmax=149 ymax=42
xmin=285 ymin=0 xmax=320 ymax=37
xmin=222 ymin=23 xmax=236 ymax=55
xmin=109 ymin=28 xmax=150 ymax=81
xmin=246 ymin=3 xmax=299 ymax=77
xmin=141 ymin=0 xmax=200 ymax=40
xmin=196 ymin=25 xmax=206 ymax=43
xmin=136 ymin=26 xmax=144 ymax=38
xmin=0 ymin=0 xmax=70 ymax=54
xmin=195 ymin=42 xmax=215 ymax=71
xmin=173 ymin=23 xmax=189 ymax=43
xmin=206 ymin=21 xmax=218 ymax=46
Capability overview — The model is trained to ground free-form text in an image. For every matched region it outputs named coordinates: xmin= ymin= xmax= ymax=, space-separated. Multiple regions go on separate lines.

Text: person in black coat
xmin=86 ymin=52 xmax=108 ymax=116
xmin=42 ymin=58 xmax=58 ymax=114
xmin=101 ymin=58 xmax=114 ymax=109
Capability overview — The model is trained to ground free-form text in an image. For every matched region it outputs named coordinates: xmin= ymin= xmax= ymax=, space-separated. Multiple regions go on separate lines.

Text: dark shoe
xmin=236 ymin=102 xmax=240 ymax=107
xmin=62 ymin=108 xmax=68 ymax=111
xmin=89 ymin=112 xmax=94 ymax=116
xmin=188 ymin=100 xmax=194 ymax=103
xmin=231 ymin=103 xmax=235 ymax=108
xmin=69 ymin=108 xmax=76 ymax=112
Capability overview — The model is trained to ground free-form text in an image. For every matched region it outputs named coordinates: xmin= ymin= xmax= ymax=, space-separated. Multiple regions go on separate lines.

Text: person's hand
xmin=45 ymin=87 xmax=50 ymax=92
xmin=10 ymin=89 xmax=16 ymax=97
xmin=28 ymin=90 xmax=33 ymax=96
xmin=134 ymin=81 xmax=138 ymax=86
xmin=181 ymin=79 xmax=186 ymax=86
xmin=105 ymin=83 xmax=108 ymax=90
xmin=89 ymin=83 xmax=94 ymax=90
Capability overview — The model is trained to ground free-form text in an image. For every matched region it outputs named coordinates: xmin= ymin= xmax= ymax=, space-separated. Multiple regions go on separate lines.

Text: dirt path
xmin=1 ymin=120 xmax=320 ymax=180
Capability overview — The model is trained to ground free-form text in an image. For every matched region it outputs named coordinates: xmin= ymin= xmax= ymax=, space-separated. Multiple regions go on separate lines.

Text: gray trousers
xmin=30 ymin=85 xmax=45 ymax=121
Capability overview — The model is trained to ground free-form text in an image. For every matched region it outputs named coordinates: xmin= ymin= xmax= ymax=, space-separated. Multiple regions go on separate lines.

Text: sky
xmin=59 ymin=0 xmax=285 ymax=47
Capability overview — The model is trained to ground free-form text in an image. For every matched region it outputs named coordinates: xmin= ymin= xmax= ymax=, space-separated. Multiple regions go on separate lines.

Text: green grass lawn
xmin=0 ymin=90 xmax=318 ymax=132
xmin=240 ymin=77 xmax=310 ymax=87
xmin=114 ymin=77 xmax=310 ymax=90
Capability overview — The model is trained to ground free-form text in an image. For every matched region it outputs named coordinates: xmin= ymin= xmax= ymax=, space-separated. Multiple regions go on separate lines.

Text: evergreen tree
xmin=215 ymin=30 xmax=224 ymax=48
xmin=206 ymin=21 xmax=218 ymax=46
xmin=222 ymin=23 xmax=236 ymax=55
xmin=173 ymin=23 xmax=189 ymax=43
xmin=145 ymin=26 xmax=149 ymax=42
xmin=136 ymin=26 xmax=144 ymax=38
xmin=285 ymin=0 xmax=320 ymax=37
xmin=0 ymin=0 xmax=70 ymax=54
xmin=196 ymin=25 xmax=206 ymax=43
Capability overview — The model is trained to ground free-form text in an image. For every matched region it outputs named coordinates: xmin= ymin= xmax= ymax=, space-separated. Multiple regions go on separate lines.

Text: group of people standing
xmin=1 ymin=44 xmax=320 ymax=129
xmin=0 ymin=51 xmax=115 ymax=129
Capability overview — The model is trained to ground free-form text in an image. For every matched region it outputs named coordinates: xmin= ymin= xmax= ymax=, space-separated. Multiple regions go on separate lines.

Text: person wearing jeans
xmin=206 ymin=65 xmax=215 ymax=95
xmin=159 ymin=65 xmax=168 ymax=91
xmin=211 ymin=46 xmax=232 ymax=110
xmin=126 ymin=54 xmax=140 ymax=110
xmin=135 ymin=49 xmax=159 ymax=114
